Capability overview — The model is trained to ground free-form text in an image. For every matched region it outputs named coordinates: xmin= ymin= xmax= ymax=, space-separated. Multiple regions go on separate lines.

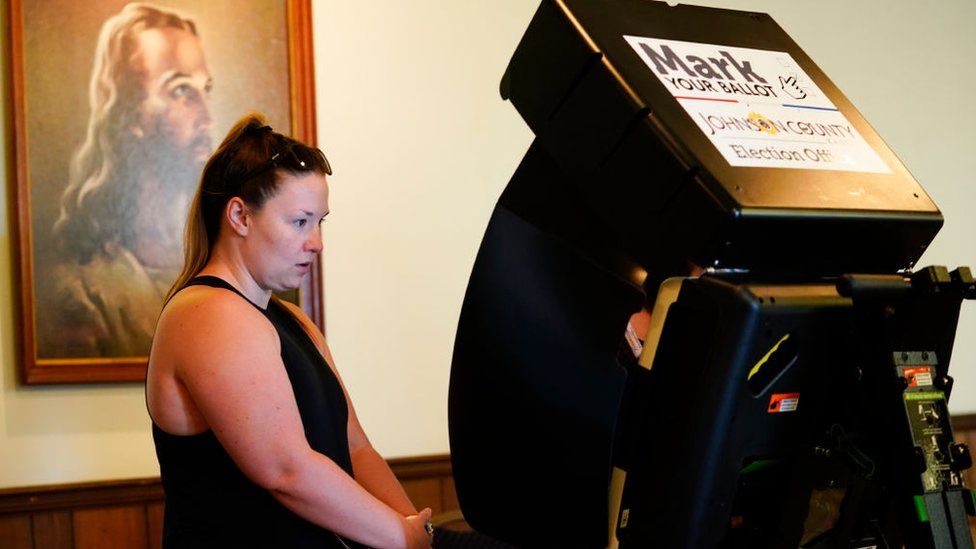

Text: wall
xmin=312 ymin=0 xmax=537 ymax=456
xmin=0 ymin=0 xmax=973 ymax=489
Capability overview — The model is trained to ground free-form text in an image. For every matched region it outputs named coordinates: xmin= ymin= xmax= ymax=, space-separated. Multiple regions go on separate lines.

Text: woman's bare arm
xmin=280 ymin=300 xmax=420 ymax=516
xmin=162 ymin=293 xmax=429 ymax=548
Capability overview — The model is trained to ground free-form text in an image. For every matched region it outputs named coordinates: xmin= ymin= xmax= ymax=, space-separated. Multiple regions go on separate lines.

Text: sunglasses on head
xmin=268 ymin=141 xmax=333 ymax=176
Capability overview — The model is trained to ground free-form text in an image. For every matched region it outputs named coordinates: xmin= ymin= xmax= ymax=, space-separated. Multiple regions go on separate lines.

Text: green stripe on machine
xmin=914 ymin=495 xmax=930 ymax=523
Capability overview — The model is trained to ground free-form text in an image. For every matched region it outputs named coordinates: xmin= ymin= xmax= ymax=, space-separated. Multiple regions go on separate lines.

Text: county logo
xmin=748 ymin=112 xmax=779 ymax=135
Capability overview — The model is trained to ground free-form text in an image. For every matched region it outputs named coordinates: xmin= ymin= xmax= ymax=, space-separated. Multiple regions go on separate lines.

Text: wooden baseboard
xmin=954 ymin=413 xmax=976 ymax=432
xmin=0 ymin=478 xmax=163 ymax=515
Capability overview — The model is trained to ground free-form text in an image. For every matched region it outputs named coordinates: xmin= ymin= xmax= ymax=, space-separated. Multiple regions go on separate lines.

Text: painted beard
xmin=123 ymin=119 xmax=212 ymax=271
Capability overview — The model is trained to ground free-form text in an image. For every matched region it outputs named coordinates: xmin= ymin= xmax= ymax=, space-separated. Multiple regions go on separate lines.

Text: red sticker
xmin=902 ymin=366 xmax=933 ymax=387
xmin=768 ymin=392 xmax=800 ymax=413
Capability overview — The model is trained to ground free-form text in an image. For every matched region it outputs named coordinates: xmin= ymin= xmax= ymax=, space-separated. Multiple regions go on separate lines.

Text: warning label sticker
xmin=901 ymin=366 xmax=934 ymax=387
xmin=769 ymin=392 xmax=800 ymax=413
xmin=623 ymin=36 xmax=891 ymax=173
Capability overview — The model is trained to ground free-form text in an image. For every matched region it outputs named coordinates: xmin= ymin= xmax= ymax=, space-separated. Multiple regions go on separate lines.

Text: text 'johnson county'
xmin=699 ymin=114 xmax=853 ymax=139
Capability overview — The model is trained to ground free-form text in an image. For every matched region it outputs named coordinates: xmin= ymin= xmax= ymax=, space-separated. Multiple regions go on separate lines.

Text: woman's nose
xmin=305 ymin=227 xmax=323 ymax=253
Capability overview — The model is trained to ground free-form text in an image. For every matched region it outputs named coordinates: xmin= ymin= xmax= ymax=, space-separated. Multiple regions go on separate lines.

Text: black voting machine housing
xmin=448 ymin=1 xmax=975 ymax=548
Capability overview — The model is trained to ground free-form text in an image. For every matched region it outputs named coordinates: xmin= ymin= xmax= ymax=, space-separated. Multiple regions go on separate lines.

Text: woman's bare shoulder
xmin=156 ymin=286 xmax=277 ymax=351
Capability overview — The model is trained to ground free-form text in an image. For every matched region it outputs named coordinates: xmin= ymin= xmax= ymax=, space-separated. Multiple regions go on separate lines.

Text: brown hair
xmin=166 ymin=113 xmax=331 ymax=301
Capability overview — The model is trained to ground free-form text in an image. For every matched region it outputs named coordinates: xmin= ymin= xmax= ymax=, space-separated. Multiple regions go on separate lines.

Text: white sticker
xmin=778 ymin=397 xmax=799 ymax=413
xmin=914 ymin=372 xmax=933 ymax=387
xmin=624 ymin=36 xmax=891 ymax=173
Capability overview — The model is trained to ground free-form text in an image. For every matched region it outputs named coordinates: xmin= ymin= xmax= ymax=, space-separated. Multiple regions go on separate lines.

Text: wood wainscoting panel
xmin=72 ymin=505 xmax=147 ymax=549
xmin=391 ymin=454 xmax=456 ymax=517
xmin=952 ymin=413 xmax=976 ymax=541
xmin=32 ymin=511 xmax=73 ymax=549
xmin=441 ymin=476 xmax=460 ymax=512
xmin=401 ymin=478 xmax=446 ymax=516
xmin=0 ymin=514 xmax=32 ymax=549
xmin=147 ymin=502 xmax=165 ymax=549
xmin=954 ymin=414 xmax=976 ymax=490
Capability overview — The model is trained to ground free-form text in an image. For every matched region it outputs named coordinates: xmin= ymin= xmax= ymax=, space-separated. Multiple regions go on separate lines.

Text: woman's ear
xmin=226 ymin=197 xmax=250 ymax=237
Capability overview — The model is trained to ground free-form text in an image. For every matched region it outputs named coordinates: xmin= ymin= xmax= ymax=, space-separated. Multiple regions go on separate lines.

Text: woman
xmin=146 ymin=114 xmax=433 ymax=548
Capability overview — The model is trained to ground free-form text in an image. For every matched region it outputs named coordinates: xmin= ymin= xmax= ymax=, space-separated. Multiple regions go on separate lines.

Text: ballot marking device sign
xmin=624 ymin=36 xmax=890 ymax=173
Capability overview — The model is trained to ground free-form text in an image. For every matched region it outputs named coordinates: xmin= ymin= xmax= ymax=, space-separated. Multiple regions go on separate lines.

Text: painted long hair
xmin=54 ymin=3 xmax=198 ymax=263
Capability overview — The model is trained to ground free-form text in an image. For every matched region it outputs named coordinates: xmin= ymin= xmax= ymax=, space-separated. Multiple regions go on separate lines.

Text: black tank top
xmin=152 ymin=276 xmax=358 ymax=548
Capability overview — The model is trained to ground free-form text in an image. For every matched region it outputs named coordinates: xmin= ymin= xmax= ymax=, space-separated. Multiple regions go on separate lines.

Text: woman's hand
xmin=402 ymin=507 xmax=433 ymax=548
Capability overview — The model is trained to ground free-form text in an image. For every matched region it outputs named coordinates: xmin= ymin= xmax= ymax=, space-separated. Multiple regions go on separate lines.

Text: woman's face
xmin=243 ymin=171 xmax=329 ymax=292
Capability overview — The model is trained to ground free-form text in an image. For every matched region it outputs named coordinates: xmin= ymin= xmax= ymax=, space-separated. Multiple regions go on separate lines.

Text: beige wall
xmin=0 ymin=0 xmax=973 ymax=489
xmin=312 ymin=0 xmax=537 ymax=456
